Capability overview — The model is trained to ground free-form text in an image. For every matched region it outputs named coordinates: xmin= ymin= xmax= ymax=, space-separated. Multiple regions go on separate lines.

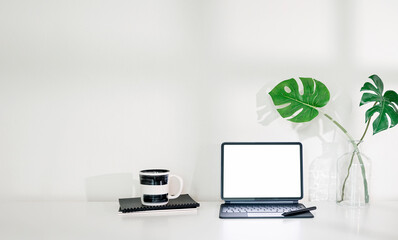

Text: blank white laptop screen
xmin=222 ymin=143 xmax=302 ymax=199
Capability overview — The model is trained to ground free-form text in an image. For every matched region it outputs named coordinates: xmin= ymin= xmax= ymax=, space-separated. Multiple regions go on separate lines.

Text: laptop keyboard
xmin=221 ymin=204 xmax=305 ymax=214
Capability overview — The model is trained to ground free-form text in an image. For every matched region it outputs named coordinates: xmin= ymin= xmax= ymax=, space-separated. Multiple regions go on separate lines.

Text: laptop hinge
xmin=225 ymin=200 xmax=298 ymax=204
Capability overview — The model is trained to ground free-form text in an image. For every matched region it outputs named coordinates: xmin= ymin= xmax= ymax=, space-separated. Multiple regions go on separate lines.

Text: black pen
xmin=282 ymin=206 xmax=317 ymax=216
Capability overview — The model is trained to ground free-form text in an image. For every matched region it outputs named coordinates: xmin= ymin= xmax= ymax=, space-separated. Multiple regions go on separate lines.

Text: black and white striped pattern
xmin=140 ymin=169 xmax=170 ymax=205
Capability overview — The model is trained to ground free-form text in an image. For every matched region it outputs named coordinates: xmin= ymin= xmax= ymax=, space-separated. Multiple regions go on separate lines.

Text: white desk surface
xmin=0 ymin=201 xmax=397 ymax=240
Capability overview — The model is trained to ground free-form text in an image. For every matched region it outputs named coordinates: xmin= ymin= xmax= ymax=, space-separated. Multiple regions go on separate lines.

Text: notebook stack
xmin=118 ymin=194 xmax=200 ymax=216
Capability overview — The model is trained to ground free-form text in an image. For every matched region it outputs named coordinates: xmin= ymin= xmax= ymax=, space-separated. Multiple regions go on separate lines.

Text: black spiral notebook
xmin=118 ymin=194 xmax=200 ymax=213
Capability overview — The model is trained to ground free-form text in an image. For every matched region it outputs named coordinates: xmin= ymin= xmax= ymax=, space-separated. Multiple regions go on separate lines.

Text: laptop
xmin=220 ymin=142 xmax=313 ymax=218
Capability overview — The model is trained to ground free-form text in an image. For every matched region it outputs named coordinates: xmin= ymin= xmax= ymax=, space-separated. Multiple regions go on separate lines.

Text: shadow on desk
xmin=85 ymin=173 xmax=139 ymax=202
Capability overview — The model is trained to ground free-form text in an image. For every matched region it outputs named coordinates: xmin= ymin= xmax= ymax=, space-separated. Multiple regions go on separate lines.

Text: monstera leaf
xmin=360 ymin=74 xmax=398 ymax=135
xmin=269 ymin=77 xmax=330 ymax=123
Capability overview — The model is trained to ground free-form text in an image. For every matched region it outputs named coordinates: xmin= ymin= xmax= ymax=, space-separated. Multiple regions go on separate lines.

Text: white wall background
xmin=0 ymin=0 xmax=397 ymax=202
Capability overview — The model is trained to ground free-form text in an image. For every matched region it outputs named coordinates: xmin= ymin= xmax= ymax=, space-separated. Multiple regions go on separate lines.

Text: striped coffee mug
xmin=139 ymin=169 xmax=183 ymax=206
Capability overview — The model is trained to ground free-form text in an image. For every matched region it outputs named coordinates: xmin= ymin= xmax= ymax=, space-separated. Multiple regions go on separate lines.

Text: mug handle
xmin=168 ymin=174 xmax=183 ymax=199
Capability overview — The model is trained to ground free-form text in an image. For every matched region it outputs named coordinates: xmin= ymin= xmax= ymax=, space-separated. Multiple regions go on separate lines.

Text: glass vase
xmin=309 ymin=142 xmax=337 ymax=202
xmin=336 ymin=141 xmax=371 ymax=207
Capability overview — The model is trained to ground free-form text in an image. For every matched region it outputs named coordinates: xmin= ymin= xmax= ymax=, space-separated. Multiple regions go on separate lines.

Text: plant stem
xmin=359 ymin=111 xmax=373 ymax=143
xmin=322 ymin=112 xmax=369 ymax=203
xmin=339 ymin=151 xmax=356 ymax=203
